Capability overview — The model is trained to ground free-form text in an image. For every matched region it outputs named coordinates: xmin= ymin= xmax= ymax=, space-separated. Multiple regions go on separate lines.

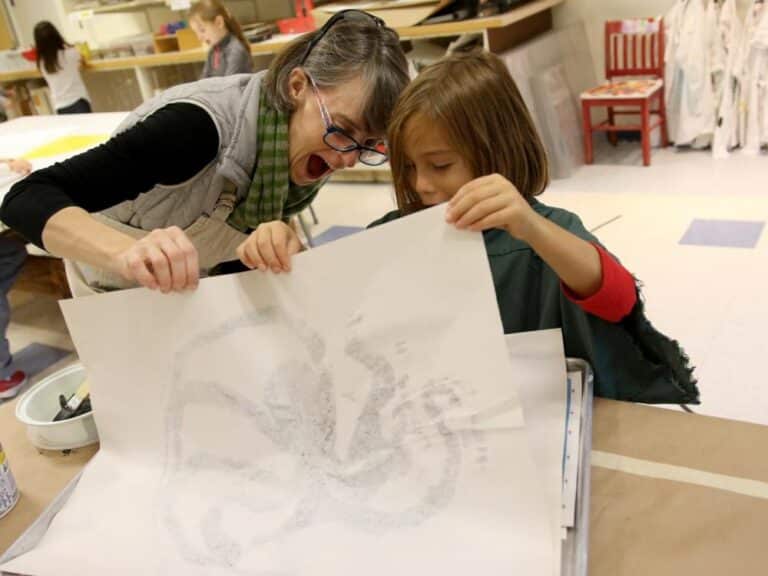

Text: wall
xmin=2 ymin=0 xmax=67 ymax=47
xmin=0 ymin=1 xmax=15 ymax=49
xmin=552 ymin=0 xmax=753 ymax=82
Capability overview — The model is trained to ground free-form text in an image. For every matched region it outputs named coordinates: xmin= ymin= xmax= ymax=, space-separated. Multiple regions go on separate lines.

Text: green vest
xmin=369 ymin=201 xmax=699 ymax=405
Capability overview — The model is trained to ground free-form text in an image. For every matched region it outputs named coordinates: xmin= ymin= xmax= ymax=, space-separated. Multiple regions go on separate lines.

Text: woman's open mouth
xmin=307 ymin=154 xmax=332 ymax=180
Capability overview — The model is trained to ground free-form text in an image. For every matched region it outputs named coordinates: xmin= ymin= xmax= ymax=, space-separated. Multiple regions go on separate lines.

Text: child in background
xmin=189 ymin=0 xmax=253 ymax=78
xmin=33 ymin=21 xmax=91 ymax=114
xmin=0 ymin=158 xmax=30 ymax=399
xmin=371 ymin=51 xmax=698 ymax=404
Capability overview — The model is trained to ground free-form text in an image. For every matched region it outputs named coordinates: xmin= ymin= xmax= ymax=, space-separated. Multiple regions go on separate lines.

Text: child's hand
xmin=445 ymin=174 xmax=536 ymax=240
xmin=8 ymin=158 xmax=32 ymax=175
xmin=237 ymin=221 xmax=304 ymax=273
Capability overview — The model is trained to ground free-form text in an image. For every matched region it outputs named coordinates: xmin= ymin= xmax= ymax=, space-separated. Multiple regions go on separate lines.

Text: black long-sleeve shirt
xmin=0 ymin=103 xmax=219 ymax=248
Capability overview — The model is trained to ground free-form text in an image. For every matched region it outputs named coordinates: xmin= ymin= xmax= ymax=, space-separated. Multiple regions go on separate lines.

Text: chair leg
xmin=607 ymin=106 xmax=618 ymax=146
xmin=581 ymin=101 xmax=594 ymax=164
xmin=658 ymin=91 xmax=670 ymax=147
xmin=308 ymin=203 xmax=319 ymax=225
xmin=641 ymin=100 xmax=651 ymax=166
xmin=297 ymin=214 xmax=314 ymax=248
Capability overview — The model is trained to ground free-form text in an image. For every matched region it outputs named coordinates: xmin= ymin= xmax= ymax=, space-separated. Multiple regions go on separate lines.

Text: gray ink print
xmin=159 ymin=308 xmax=480 ymax=573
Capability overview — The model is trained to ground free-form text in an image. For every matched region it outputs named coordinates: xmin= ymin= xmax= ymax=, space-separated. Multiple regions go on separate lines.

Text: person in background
xmin=33 ymin=21 xmax=91 ymax=115
xmin=0 ymin=158 xmax=31 ymax=399
xmin=190 ymin=0 xmax=253 ymax=78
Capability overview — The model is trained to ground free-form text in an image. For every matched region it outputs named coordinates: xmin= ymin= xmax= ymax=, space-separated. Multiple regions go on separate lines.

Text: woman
xmin=33 ymin=21 xmax=92 ymax=114
xmin=1 ymin=10 xmax=408 ymax=294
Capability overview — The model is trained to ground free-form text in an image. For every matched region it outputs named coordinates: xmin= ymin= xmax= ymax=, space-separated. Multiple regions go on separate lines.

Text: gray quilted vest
xmin=102 ymin=71 xmax=265 ymax=230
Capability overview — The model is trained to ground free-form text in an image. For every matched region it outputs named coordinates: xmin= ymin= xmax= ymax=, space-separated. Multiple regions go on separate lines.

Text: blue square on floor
xmin=679 ymin=219 xmax=765 ymax=249
xmin=313 ymin=226 xmax=364 ymax=246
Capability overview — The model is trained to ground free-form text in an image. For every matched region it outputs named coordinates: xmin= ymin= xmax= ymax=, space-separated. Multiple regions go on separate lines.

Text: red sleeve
xmin=561 ymin=243 xmax=637 ymax=322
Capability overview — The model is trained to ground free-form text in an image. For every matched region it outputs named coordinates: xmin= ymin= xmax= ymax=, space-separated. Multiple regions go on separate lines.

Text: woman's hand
xmin=444 ymin=174 xmax=537 ymax=240
xmin=237 ymin=221 xmax=303 ymax=273
xmin=114 ymin=226 xmax=199 ymax=292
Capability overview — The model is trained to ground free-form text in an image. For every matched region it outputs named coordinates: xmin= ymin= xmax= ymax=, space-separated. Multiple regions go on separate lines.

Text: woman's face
xmin=287 ymin=69 xmax=374 ymax=186
xmin=401 ymin=114 xmax=474 ymax=206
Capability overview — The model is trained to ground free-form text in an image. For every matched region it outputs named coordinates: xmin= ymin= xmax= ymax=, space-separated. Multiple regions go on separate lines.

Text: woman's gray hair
xmin=264 ymin=17 xmax=409 ymax=136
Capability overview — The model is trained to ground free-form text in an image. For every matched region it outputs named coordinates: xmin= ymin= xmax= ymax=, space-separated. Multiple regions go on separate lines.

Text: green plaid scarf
xmin=228 ymin=85 xmax=322 ymax=232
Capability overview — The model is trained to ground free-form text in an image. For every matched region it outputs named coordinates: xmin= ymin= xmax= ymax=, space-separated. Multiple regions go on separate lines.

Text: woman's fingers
xmin=169 ymin=227 xmax=199 ymax=290
xmin=238 ymin=222 xmax=303 ymax=273
xmin=119 ymin=227 xmax=200 ymax=292
xmin=124 ymin=249 xmax=158 ymax=290
xmin=256 ymin=226 xmax=283 ymax=272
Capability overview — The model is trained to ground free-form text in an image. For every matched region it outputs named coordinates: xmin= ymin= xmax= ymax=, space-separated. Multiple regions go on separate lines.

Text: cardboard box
xmin=312 ymin=0 xmax=453 ymax=29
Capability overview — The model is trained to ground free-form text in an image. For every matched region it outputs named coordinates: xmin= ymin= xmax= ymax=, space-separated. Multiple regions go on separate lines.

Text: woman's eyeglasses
xmin=306 ymin=73 xmax=388 ymax=167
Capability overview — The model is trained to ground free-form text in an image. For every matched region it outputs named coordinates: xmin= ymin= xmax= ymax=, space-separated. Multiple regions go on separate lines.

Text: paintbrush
xmin=53 ymin=379 xmax=91 ymax=422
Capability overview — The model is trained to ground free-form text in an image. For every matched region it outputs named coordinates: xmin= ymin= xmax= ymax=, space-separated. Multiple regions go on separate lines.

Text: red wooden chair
xmin=580 ymin=18 xmax=669 ymax=166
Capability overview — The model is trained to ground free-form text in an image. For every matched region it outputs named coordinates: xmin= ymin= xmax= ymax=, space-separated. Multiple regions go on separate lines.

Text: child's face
xmin=190 ymin=15 xmax=227 ymax=47
xmin=402 ymin=115 xmax=474 ymax=206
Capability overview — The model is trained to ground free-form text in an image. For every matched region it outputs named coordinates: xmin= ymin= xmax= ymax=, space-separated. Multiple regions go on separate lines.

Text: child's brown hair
xmin=388 ymin=51 xmax=549 ymax=213
xmin=189 ymin=0 xmax=250 ymax=55
xmin=34 ymin=21 xmax=69 ymax=74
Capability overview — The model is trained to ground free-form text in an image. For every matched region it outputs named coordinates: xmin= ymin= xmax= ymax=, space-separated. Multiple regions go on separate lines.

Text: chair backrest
xmin=604 ymin=18 xmax=664 ymax=81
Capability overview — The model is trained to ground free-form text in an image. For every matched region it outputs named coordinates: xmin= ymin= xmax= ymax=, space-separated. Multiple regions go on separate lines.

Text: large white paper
xmin=2 ymin=206 xmax=552 ymax=576
xmin=505 ymin=329 xmax=568 ymax=576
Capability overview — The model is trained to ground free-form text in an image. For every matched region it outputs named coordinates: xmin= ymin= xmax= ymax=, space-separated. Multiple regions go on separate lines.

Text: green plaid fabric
xmin=228 ymin=85 xmax=322 ymax=232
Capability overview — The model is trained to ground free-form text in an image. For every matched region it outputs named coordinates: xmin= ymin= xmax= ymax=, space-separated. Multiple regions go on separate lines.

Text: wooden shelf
xmin=397 ymin=0 xmax=564 ymax=40
xmin=0 ymin=68 xmax=41 ymax=81
xmin=70 ymin=0 xmax=166 ymax=17
xmin=0 ymin=0 xmax=564 ymax=82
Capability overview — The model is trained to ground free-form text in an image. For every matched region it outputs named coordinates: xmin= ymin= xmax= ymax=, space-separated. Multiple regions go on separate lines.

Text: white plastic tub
xmin=15 ymin=364 xmax=99 ymax=451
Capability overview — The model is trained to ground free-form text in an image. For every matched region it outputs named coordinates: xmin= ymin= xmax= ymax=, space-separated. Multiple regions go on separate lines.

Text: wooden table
xmin=0 ymin=397 xmax=97 ymax=556
xmin=589 ymin=399 xmax=768 ymax=576
xmin=3 ymin=393 xmax=767 ymax=574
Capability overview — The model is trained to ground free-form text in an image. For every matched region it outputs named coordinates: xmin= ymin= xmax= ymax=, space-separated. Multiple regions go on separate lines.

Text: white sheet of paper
xmin=505 ymin=329 xmax=568 ymax=576
xmin=2 ymin=206 xmax=552 ymax=576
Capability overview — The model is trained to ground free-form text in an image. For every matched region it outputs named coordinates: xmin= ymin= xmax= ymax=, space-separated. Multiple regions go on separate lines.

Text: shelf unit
xmin=68 ymin=0 xmax=168 ymax=20
xmin=2 ymin=0 xmax=565 ymax=106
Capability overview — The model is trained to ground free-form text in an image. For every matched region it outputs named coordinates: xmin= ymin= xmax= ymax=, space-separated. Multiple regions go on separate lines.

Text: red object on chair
xmin=580 ymin=19 xmax=669 ymax=166
xmin=277 ymin=0 xmax=316 ymax=34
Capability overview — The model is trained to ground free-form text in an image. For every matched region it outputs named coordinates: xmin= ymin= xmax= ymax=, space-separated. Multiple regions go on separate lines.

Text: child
xmin=371 ymin=51 xmax=698 ymax=404
xmin=0 ymin=159 xmax=30 ymax=399
xmin=33 ymin=21 xmax=91 ymax=114
xmin=189 ymin=0 xmax=253 ymax=78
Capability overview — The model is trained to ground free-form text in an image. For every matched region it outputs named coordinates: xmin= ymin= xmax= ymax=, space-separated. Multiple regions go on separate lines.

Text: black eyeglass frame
xmin=306 ymin=72 xmax=388 ymax=166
